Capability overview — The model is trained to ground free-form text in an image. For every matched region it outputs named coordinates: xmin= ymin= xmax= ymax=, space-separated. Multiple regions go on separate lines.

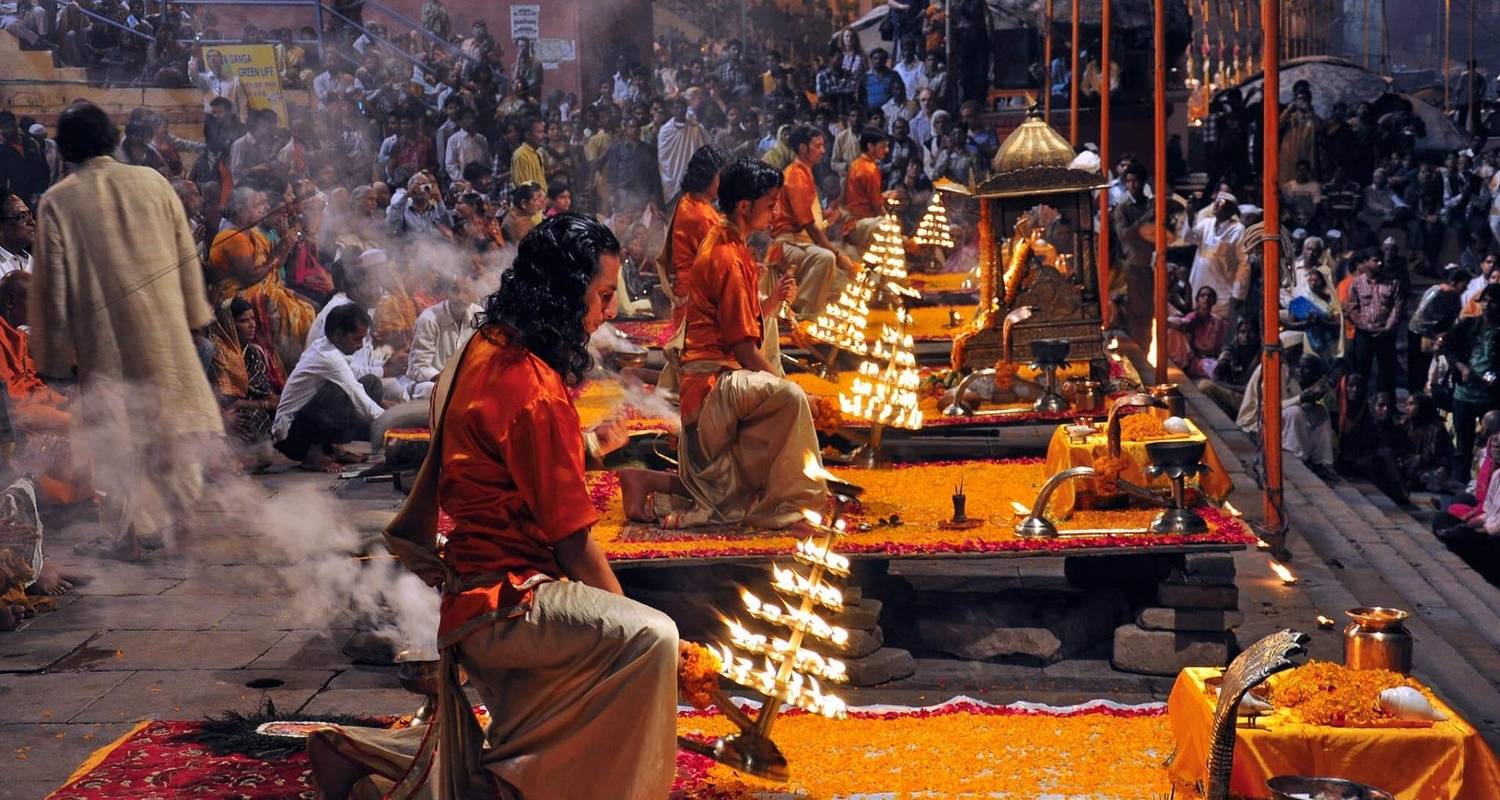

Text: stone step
xmin=841 ymin=647 xmax=916 ymax=687
xmin=1111 ymin=623 xmax=1231 ymax=677
xmin=1324 ymin=481 xmax=1500 ymax=651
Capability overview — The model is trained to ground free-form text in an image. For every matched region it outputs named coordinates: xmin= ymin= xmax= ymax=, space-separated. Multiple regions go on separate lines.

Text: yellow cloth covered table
xmin=1043 ymin=415 xmax=1232 ymax=518
xmin=1167 ymin=667 xmax=1500 ymax=799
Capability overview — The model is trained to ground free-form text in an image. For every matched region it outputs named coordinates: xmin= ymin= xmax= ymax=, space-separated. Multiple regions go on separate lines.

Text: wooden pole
xmin=1044 ymin=0 xmax=1055 ymax=118
xmin=1261 ymin=0 xmax=1284 ymax=536
xmin=1153 ymin=0 xmax=1169 ymax=376
xmin=1362 ymin=0 xmax=1371 ymax=70
xmin=1468 ymin=0 xmax=1477 ymax=135
xmin=1443 ymin=0 xmax=1451 ymax=112
xmin=1069 ymin=0 xmax=1080 ymax=145
xmin=1098 ymin=0 xmax=1112 ymax=327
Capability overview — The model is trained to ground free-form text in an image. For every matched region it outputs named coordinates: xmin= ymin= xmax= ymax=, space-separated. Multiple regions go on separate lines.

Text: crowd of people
xmin=1134 ymin=78 xmax=1500 ymax=568
xmin=4 ymin=0 xmax=1500 ymax=596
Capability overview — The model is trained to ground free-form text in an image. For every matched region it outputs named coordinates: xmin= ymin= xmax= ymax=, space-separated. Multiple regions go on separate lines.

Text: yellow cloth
xmin=1167 ymin=667 xmax=1500 ymax=799
xmin=1043 ymin=415 xmax=1232 ymax=518
xmin=510 ymin=142 xmax=547 ymax=192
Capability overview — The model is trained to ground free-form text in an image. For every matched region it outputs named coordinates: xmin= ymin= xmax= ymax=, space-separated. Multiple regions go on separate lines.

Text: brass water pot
xmin=1343 ymin=607 xmax=1413 ymax=674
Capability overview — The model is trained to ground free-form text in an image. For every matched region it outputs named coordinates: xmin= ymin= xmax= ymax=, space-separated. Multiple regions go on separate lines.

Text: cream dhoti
xmin=309 ymin=579 xmax=678 ymax=800
xmin=657 ymin=358 xmax=826 ymax=530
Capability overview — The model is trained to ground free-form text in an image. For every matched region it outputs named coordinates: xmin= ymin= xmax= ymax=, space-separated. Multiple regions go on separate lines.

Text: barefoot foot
xmin=618 ymin=469 xmax=658 ymax=523
xmin=27 ymin=562 xmax=73 ymax=596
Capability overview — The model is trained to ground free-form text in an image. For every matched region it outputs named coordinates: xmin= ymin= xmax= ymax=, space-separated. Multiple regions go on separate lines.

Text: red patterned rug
xmin=46 ymin=699 xmax=1173 ymax=799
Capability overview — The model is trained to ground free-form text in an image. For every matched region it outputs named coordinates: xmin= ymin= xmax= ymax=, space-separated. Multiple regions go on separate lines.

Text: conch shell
xmin=1162 ymin=416 xmax=1192 ymax=435
xmin=1379 ymin=686 xmax=1448 ymax=721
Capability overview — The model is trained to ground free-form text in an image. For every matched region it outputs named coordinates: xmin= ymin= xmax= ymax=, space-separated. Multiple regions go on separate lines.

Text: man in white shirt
xmin=1180 ymin=192 xmax=1249 ymax=318
xmin=274 ymin=303 xmax=386 ymax=472
xmin=893 ymin=47 xmax=923 ymax=102
xmin=307 ymin=249 xmax=407 ymax=398
xmin=191 ymin=49 xmax=246 ymax=114
xmin=406 ymin=278 xmax=479 ymax=398
xmin=443 ymin=107 xmax=489 ymax=184
xmin=0 ymin=193 xmax=33 ymax=276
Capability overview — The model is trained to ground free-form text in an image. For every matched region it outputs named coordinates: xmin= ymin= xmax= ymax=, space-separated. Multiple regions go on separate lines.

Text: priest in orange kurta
xmin=307 ymin=215 xmax=678 ymax=800
xmin=655 ymin=145 xmax=729 ymax=395
xmin=620 ymin=158 xmax=828 ymax=531
xmin=772 ymin=125 xmax=855 ymax=315
xmin=841 ymin=128 xmax=890 ymax=252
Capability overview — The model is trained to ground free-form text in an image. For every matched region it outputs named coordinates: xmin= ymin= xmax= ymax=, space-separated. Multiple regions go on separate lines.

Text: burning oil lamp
xmin=677 ymin=457 xmax=863 ymax=781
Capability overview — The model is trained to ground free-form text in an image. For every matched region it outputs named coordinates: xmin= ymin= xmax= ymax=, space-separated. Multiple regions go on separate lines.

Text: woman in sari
xmin=1285 ymin=265 xmax=1343 ymax=363
xmin=1166 ymin=286 xmax=1229 ymax=379
xmin=209 ymin=297 xmax=280 ymax=458
xmin=207 ymin=185 xmax=319 ymax=371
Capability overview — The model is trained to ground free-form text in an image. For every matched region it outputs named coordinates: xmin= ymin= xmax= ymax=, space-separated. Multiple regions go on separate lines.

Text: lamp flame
xmin=803 ymin=451 xmax=840 ymax=484
xmin=1146 ymin=320 xmax=1159 ymax=369
xmin=1269 ymin=560 xmax=1298 ymax=585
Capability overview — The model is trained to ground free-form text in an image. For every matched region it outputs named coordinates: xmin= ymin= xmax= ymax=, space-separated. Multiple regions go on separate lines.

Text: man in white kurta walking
xmin=29 ymin=103 xmax=224 ymax=560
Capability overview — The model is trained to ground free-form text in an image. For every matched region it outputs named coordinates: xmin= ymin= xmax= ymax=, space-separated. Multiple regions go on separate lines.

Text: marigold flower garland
xmin=674 ymin=699 xmax=1174 ymax=798
xmin=677 ymin=642 xmax=723 ymax=710
xmin=1267 ymin=660 xmax=1428 ymax=727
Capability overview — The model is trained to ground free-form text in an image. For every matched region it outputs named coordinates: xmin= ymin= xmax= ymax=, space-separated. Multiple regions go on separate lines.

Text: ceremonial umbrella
xmin=1222 ymin=56 xmax=1391 ymax=119
xmin=1400 ymin=93 xmax=1470 ymax=152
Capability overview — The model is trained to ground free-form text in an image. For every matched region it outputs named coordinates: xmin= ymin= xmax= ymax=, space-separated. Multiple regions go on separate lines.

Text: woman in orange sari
xmin=208 ymin=184 xmax=318 ymax=372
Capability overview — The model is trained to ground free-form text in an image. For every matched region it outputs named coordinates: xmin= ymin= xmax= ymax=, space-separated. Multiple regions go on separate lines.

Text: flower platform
xmin=46 ymin=698 xmax=1176 ymax=799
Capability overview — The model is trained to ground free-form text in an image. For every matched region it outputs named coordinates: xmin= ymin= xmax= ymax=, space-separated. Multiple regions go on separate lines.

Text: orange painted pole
xmin=1153 ymin=0 xmax=1169 ymax=377
xmin=1044 ymin=0 xmax=1055 ymax=118
xmin=1069 ymin=0 xmax=1080 ymax=145
xmin=1261 ymin=0 xmax=1285 ymax=534
xmin=1097 ymin=0 xmax=1112 ymax=327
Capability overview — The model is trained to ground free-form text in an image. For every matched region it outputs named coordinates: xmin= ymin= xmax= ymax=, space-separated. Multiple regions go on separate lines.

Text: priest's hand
xmin=837 ymin=252 xmax=857 ymax=276
xmin=591 ymin=417 xmax=630 ymax=457
xmin=761 ymin=273 xmax=796 ymax=316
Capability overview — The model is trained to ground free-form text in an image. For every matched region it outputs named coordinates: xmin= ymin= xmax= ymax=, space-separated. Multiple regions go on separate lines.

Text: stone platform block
xmin=1111 ymin=624 xmax=1230 ymax=676
xmin=1157 ymin=582 xmax=1239 ymax=610
xmin=1136 ymin=607 xmax=1244 ymax=633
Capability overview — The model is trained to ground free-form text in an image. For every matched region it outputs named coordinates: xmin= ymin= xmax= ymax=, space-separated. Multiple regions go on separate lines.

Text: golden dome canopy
xmin=991 ymin=115 xmax=1075 ymax=174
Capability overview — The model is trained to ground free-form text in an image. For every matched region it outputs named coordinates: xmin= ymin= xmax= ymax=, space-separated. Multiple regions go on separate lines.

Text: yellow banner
xmin=204 ymin=44 xmax=287 ymax=124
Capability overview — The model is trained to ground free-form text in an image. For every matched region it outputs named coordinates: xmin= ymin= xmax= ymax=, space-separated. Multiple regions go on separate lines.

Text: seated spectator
xmin=1281 ymin=351 xmax=1336 ymax=477
xmin=1398 ymin=393 xmax=1453 ymax=493
xmin=1284 ymin=265 xmax=1342 ymax=363
xmin=1 ymin=0 xmax=48 ymax=48
xmin=1336 ymin=378 xmax=1410 ymax=505
xmin=502 ymin=181 xmax=545 ymax=242
xmin=1434 ymin=412 xmax=1500 ymax=537
xmin=1166 ymin=286 xmax=1228 ymax=379
xmin=1199 ymin=318 xmax=1259 ymax=413
xmin=406 ymin=277 xmax=479 ymax=398
xmin=544 ymin=181 xmax=572 ymax=218
xmin=208 ymin=297 xmax=280 ymax=462
xmin=272 ymin=304 xmax=386 ymax=472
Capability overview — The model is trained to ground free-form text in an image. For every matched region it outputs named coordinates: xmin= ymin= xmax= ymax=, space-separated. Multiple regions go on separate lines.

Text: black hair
xmin=325 ymin=302 xmax=371 ymax=338
xmin=547 ymin=181 xmax=571 ymax=200
xmin=1481 ymin=283 xmax=1500 ymax=306
xmin=786 ymin=124 xmax=823 ymax=153
xmin=717 ymin=157 xmax=783 ymax=216
xmin=461 ymin=160 xmax=490 ymax=183
xmin=227 ymin=296 xmax=254 ymax=318
xmin=0 ymin=111 xmax=15 ymax=126
xmin=510 ymin=181 xmax=542 ymax=208
xmin=858 ymin=128 xmax=889 ymax=151
xmin=680 ymin=144 xmax=730 ymax=197
xmin=476 ymin=213 xmax=620 ymax=384
xmin=56 ymin=103 xmax=120 ymax=163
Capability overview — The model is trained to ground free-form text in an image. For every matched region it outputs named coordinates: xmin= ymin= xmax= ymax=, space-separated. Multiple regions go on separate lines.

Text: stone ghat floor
xmin=5 ymin=390 xmax=1500 ymax=799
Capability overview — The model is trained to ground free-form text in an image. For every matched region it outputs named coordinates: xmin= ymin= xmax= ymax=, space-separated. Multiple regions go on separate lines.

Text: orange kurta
xmin=678 ymin=224 xmax=763 ymax=421
xmin=843 ymin=154 xmax=884 ymax=221
xmin=665 ymin=192 xmax=723 ymax=328
xmin=771 ymin=159 xmax=818 ymax=238
xmin=436 ymin=329 xmax=600 ymax=638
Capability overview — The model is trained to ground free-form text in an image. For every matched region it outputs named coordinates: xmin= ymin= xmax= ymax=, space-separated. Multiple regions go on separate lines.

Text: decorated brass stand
xmin=1144 ymin=439 xmax=1210 ymax=534
xmin=678 ymin=469 xmax=863 ymax=781
xmin=943 ymin=111 xmax=1109 ymax=375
